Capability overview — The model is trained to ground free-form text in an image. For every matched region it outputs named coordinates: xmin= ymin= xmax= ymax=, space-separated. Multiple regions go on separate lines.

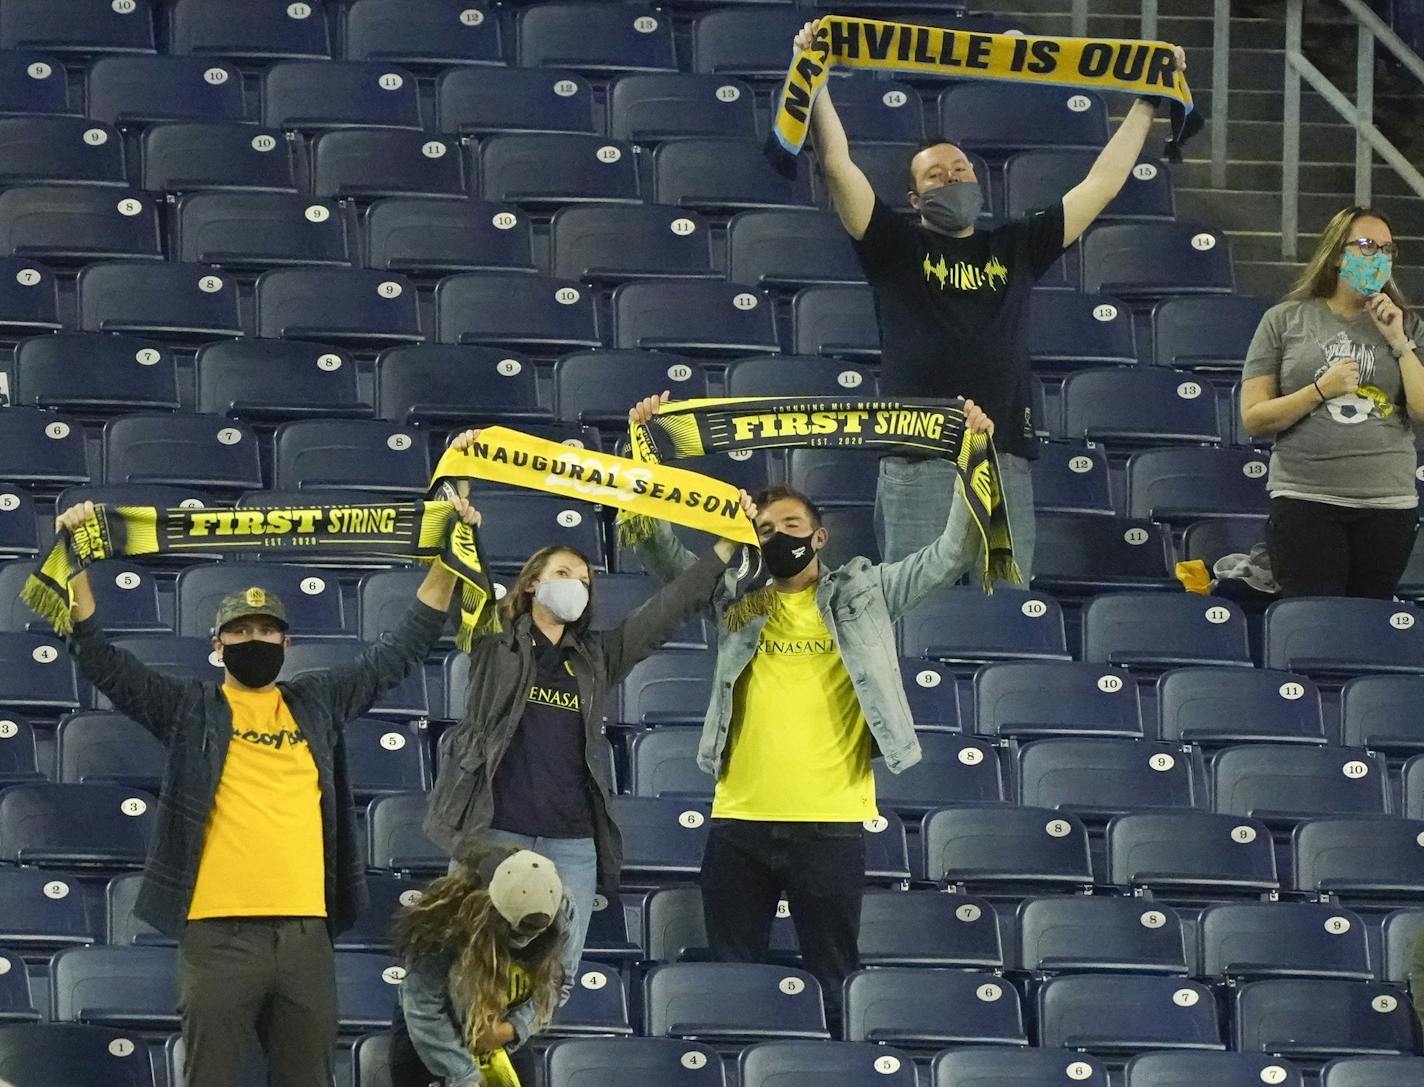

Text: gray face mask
xmin=534 ymin=578 xmax=588 ymax=623
xmin=917 ymin=180 xmax=983 ymax=236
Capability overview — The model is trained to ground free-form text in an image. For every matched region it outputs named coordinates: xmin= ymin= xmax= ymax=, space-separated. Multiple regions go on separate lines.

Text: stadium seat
xmin=1018 ymin=896 xmax=1187 ymax=975
xmin=1008 ymin=150 xmax=1173 ymax=220
xmin=366 ymin=792 xmax=445 ymax=874
xmin=1017 ymin=738 xmax=1195 ymax=820
xmin=1032 ymin=514 xmax=1176 ymax=594
xmin=939 ymin=84 xmax=1108 ymax=153
xmin=1265 ymin=598 xmax=1424 ymax=677
xmin=1082 ymin=222 xmax=1235 ymax=298
xmin=935 ymin=1048 xmax=1109 ymax=1087
xmin=644 ymin=885 xmax=783 ymax=962
xmin=555 ymin=350 xmax=709 ymax=425
xmin=103 ymin=414 xmax=261 ymax=492
xmin=819 ymin=508 xmax=882 ymax=570
xmin=1106 ymin=810 xmax=1278 ymax=896
xmin=0 ymin=713 xmax=39 ymax=782
xmin=651 ymin=138 xmax=815 ymax=211
xmin=1212 ymin=746 xmax=1387 ymax=825
xmin=628 ymin=730 xmax=711 ymax=800
xmin=727 ymin=210 xmax=865 ymax=290
xmin=78 ymin=261 xmax=244 ymax=338
xmin=481 ymin=134 xmax=640 ymax=208
xmin=50 ymin=945 xmax=176 ymax=1027
xmin=690 ymin=9 xmax=820 ymax=80
xmin=352 ymin=1029 xmax=393 ymax=1087
xmin=1321 ymin=1056 xmax=1424 ymax=1087
xmin=59 ymin=483 xmax=211 ymax=516
xmin=0 ymin=1023 xmax=155 ymax=1085
xmin=0 ymin=117 xmax=124 ymax=187
xmin=517 ymin=4 xmax=675 ymax=74
xmin=1025 ymin=291 xmax=1138 ymax=371
xmin=901 ymin=588 xmax=1071 ymax=666
xmin=725 ymin=355 xmax=875 ymax=399
xmin=544 ymin=1037 xmax=723 ymax=1087
xmin=1157 ymin=667 xmax=1324 ymax=747
xmin=13 ymin=333 xmax=179 ymax=415
xmin=1233 ymin=979 xmax=1415 ymax=1059
xmin=0 ymin=257 xmax=60 ymax=334
xmin=1124 ymin=1052 xmax=1303 ymax=1087
xmin=0 ymin=867 xmax=94 ymax=949
xmin=791 ymin=284 xmax=880 ymax=360
xmin=609 ymin=796 xmax=711 ymax=878
xmin=822 ymin=74 xmax=925 ymax=144
xmin=2 ymin=0 xmax=155 ymax=54
xmin=862 ymin=812 xmax=911 ymax=882
xmin=1343 ymin=674 xmax=1424 ymax=753
xmin=922 ymin=805 xmax=1093 ymax=892
xmin=1180 ymin=517 xmax=1268 ymax=570
xmin=455 ymin=491 xmax=606 ymax=571
xmin=741 ymin=1040 xmax=916 ymax=1087
xmin=0 ymin=185 xmax=160 ymax=265
xmin=0 ymin=495 xmax=39 ymax=560
xmin=176 ymin=192 xmax=350 ymax=270
xmin=551 ymin=961 xmax=633 ymax=1036
xmin=282 ymin=639 xmax=430 ymax=718
xmin=1081 ymin=592 xmax=1250 ymax=669
xmin=344 ymin=0 xmax=503 ymax=67
xmin=0 ymin=631 xmax=79 ymax=711
xmin=375 ymin=344 xmax=547 ymax=427
xmin=644 ymin=963 xmax=828 ymax=1041
xmin=894 ymin=659 xmax=958 ymax=730
xmin=312 ymin=127 xmax=469 ymax=204
xmin=0 ymin=783 xmax=154 ymax=868
xmin=142 ymin=122 xmax=299 ymax=194
xmin=195 ymin=339 xmax=370 ymax=422
xmin=1126 ymin=447 xmax=1269 ymax=522
xmin=105 ymin=874 xmax=164 ymax=947
xmin=1293 ymin=816 xmax=1424 ymax=898
xmin=973 ymin=661 xmax=1140 ymax=741
xmin=858 ymin=889 xmax=1003 ymax=969
xmin=358 ymin=567 xmax=460 ymax=647
xmin=1199 ymin=902 xmax=1372 ymax=982
xmin=1038 ymin=975 xmax=1221 ymax=1055
xmin=93 ymin=636 xmax=223 ymax=709
xmin=873 ymin=732 xmax=1002 ymax=815
xmin=551 ymin=206 xmax=716 ymax=284
xmin=844 ymin=967 xmax=1025 ymax=1049
xmin=171 ymin=0 xmax=330 ymax=60
xmin=831 ymin=141 xmax=918 ymax=216
xmin=1383 ymin=909 xmax=1424 ymax=984
xmin=0 ymin=406 xmax=88 ymax=488
xmin=612 ymin=281 xmax=778 ymax=356
xmin=263 ymin=61 xmax=421 ymax=130
xmin=0 ymin=948 xmax=35 ymax=1021
xmin=332 ymin=950 xmax=405 ymax=1031
xmin=435 ymin=273 xmax=601 ymax=352
xmin=86 ymin=56 xmax=244 ymax=126
xmin=609 ymin=73 xmax=757 ymax=142
xmin=175 ymin=562 xmax=346 ymax=637
xmin=618 ymin=652 xmax=716 ymax=726
xmin=436 ymin=67 xmax=596 ymax=136
xmin=341 ymin=873 xmax=427 ymax=952
xmin=364 ymin=198 xmax=536 ymax=275
xmin=256 ymin=268 xmax=423 ymax=345
xmin=784 ymin=449 xmax=879 ymax=508
xmin=1152 ymin=295 xmax=1273 ymax=371
xmin=590 ymin=574 xmax=706 ymax=651
xmin=0 ymin=52 xmax=69 ymax=116
xmin=1059 ymin=369 xmax=1221 ymax=445
xmin=57 ymin=711 xmax=165 ymax=793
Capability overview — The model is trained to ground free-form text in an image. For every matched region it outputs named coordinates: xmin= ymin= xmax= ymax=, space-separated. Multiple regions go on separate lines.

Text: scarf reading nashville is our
xmin=769 ymin=17 xmax=1202 ymax=173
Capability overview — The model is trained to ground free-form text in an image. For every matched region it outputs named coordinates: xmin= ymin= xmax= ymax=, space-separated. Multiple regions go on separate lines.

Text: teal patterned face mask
xmin=1339 ymin=249 xmax=1393 ymax=296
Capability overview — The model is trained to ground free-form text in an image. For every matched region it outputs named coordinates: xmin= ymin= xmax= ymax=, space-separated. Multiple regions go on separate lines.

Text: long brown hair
xmin=498 ymin=544 xmax=595 ymax=634
xmin=1288 ymin=205 xmax=1409 ymax=307
xmin=393 ymin=851 xmax=565 ymax=1053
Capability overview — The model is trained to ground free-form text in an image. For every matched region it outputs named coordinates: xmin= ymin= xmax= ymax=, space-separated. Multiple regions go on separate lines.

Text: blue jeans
xmin=874 ymin=452 xmax=1036 ymax=584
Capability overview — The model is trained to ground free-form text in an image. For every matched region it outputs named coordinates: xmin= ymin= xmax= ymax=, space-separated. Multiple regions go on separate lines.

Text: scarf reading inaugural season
xmin=769 ymin=17 xmax=1202 ymax=172
xmin=623 ymin=397 xmax=1019 ymax=590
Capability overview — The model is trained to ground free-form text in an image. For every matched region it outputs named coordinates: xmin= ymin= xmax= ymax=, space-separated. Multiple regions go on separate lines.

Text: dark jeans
xmin=178 ymin=917 xmax=337 ymax=1087
xmin=699 ymin=819 xmax=865 ymax=1033
xmin=1266 ymin=496 xmax=1419 ymax=598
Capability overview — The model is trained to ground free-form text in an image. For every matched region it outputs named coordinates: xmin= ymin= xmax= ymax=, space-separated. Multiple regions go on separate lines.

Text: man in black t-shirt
xmin=795 ymin=18 xmax=1185 ymax=574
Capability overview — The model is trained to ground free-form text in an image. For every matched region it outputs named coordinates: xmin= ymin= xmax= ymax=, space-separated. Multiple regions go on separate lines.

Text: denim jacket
xmin=636 ymin=504 xmax=979 ymax=779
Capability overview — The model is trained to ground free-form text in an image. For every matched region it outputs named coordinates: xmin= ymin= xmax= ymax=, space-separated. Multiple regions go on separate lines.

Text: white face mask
xmin=534 ymin=578 xmax=588 ymax=623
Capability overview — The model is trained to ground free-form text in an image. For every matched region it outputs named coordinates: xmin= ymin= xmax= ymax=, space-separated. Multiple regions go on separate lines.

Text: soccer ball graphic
xmin=1327 ymin=392 xmax=1374 ymax=424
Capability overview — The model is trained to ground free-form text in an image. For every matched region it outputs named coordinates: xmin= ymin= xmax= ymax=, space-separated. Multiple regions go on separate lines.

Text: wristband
xmin=1393 ymin=338 xmax=1418 ymax=358
xmin=1313 ymin=380 xmax=1326 ymax=403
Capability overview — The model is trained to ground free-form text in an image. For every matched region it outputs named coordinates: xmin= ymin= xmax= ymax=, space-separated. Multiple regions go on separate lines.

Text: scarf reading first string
xmin=769 ymin=17 xmax=1203 ymax=173
xmin=622 ymin=397 xmax=1019 ymax=591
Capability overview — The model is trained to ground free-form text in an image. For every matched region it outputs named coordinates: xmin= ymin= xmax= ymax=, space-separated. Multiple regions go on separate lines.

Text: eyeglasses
xmin=1344 ymin=238 xmax=1398 ymax=258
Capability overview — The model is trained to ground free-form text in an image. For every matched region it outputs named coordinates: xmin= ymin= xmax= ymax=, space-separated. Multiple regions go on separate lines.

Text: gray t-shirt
xmin=1242 ymin=298 xmax=1420 ymax=507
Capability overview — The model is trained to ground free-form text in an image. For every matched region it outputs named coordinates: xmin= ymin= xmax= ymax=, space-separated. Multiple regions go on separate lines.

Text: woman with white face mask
xmin=424 ymin=429 xmax=756 ymax=1052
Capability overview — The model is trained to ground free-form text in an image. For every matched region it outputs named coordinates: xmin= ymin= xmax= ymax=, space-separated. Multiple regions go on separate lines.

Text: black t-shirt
xmin=852 ymin=198 xmax=1067 ymax=459
xmin=490 ymin=630 xmax=595 ymax=839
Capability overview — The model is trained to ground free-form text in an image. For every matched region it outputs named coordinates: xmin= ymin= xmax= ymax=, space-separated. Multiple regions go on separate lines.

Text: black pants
xmin=1266 ymin=497 xmax=1419 ymax=598
xmin=178 ymin=917 xmax=337 ymax=1087
xmin=699 ymin=820 xmax=865 ymax=1033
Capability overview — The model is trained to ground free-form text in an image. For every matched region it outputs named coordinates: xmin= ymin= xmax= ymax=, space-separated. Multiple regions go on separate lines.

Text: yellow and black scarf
xmin=769 ymin=17 xmax=1201 ymax=171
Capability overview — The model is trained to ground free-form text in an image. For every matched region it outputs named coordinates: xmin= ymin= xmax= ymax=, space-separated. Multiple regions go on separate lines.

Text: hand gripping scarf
xmin=621 ymin=397 xmax=1019 ymax=591
xmin=769 ymin=17 xmax=1202 ymax=173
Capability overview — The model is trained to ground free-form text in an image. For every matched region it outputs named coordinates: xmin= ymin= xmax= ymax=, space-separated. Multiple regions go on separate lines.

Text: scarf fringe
xmin=615 ymin=512 xmax=657 ymax=550
xmin=723 ymin=583 xmax=780 ymax=632
xmin=21 ymin=579 xmax=71 ymax=637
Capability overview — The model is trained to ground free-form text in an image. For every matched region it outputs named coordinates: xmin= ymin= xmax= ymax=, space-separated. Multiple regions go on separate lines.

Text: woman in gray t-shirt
xmin=1240 ymin=205 xmax=1423 ymax=598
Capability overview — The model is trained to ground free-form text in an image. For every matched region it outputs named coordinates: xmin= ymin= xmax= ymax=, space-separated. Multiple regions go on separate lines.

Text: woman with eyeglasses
xmin=1240 ymin=205 xmax=1423 ymax=597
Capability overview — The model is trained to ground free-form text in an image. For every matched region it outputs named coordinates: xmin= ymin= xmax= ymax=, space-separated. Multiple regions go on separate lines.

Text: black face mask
xmin=918 ymin=180 xmax=983 ymax=235
xmin=761 ymin=530 xmax=818 ymax=580
xmin=221 ymin=639 xmax=285 ymax=689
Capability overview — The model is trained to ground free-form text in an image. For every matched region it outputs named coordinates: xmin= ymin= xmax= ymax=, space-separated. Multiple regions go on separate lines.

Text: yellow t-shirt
xmin=713 ymin=585 xmax=877 ymax=821
xmin=187 ymin=684 xmax=326 ymax=919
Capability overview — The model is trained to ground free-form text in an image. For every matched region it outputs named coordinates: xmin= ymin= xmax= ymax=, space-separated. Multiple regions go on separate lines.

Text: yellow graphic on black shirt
xmin=527 ymin=659 xmax=579 ymax=712
xmin=923 ymin=253 xmax=1009 ymax=291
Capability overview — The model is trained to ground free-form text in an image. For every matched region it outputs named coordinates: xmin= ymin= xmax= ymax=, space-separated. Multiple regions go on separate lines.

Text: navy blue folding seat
xmin=436 ymin=67 xmax=595 ymax=136
xmin=545 ymin=1037 xmax=723 ymax=1087
xmin=1265 ymin=598 xmax=1424 ymax=678
xmin=1082 ymin=592 xmax=1250 ymax=669
xmin=784 ymin=449 xmax=879 ymax=507
xmin=366 ymin=791 xmax=445 ymax=873
xmin=1019 ymin=896 xmax=1187 ymax=975
xmin=0 ymin=783 xmax=154 ymax=868
xmin=551 ymin=206 xmax=715 ymax=285
xmin=874 ymin=732 xmax=1001 ymax=816
xmin=613 ymin=280 xmax=778 ymax=356
xmin=0 ymin=186 xmax=160 ymax=265
xmin=1383 ymin=910 xmax=1424 ymax=984
xmin=1127 ymin=447 xmax=1269 ymax=522
xmin=171 ymin=0 xmax=330 ymax=61
xmin=332 ymin=950 xmax=405 ymax=1031
xmin=610 ymin=797 xmax=711 ymax=878
xmin=96 ymin=636 xmax=224 ymax=705
xmin=1152 ymin=295 xmax=1272 ymax=371
xmin=901 ymin=588 xmax=1070 ymax=666
xmin=272 ymin=419 xmax=428 ymax=495
xmin=591 ymin=574 xmax=705 ymax=650
xmin=0 ymin=52 xmax=69 ymax=116
xmin=142 ymin=122 xmax=297 ymax=194
xmin=436 ymin=273 xmax=601 ymax=353
xmin=1059 ymin=368 xmax=1220 ymax=445
xmin=175 ymin=562 xmax=346 ymax=638
xmin=2 ymin=0 xmax=155 ymax=54
xmin=281 ymin=639 xmax=430 ymax=719
xmin=0 ymin=117 xmax=124 ymax=186
xmin=1158 ymin=667 xmax=1324 ymax=747
xmin=935 ymin=1049 xmax=1109 ymax=1087
xmin=1032 ymin=514 xmax=1175 ymax=594
xmin=0 ymin=867 xmax=94 ymax=948
xmin=1107 ymin=810 xmax=1277 ymax=896
xmin=629 ymin=729 xmax=709 ymax=800
xmin=0 ymin=257 xmax=59 ymax=335
xmin=0 ymin=406 xmax=88 ymax=488
xmin=939 ymin=84 xmax=1106 ymax=154
xmin=862 ymin=812 xmax=911 ymax=882
xmin=726 ymin=210 xmax=864 ymax=290
xmin=376 ymin=344 xmax=546 ymax=428
xmin=549 ymin=961 xmax=634 ymax=1037
xmin=820 ymin=75 xmax=924 ymax=144
xmin=555 ymin=350 xmax=709 ymax=425
xmin=1125 ymin=1053 xmax=1303 ymax=1087
xmin=1039 ymin=975 xmax=1221 ymax=1056
xmin=833 ymin=142 xmax=973 ymax=218
xmin=480 ymin=134 xmax=639 ymax=209
xmin=725 ymin=354 xmax=874 ymax=399
xmin=257 ymin=267 xmax=422 ymax=345
xmin=457 ymin=492 xmax=605 ymax=571
xmin=652 ymin=138 xmax=814 ymax=212
xmin=103 ymin=414 xmax=261 ymax=493
xmin=844 ymin=967 xmax=1024 ymax=1049
xmin=13 ymin=333 xmax=178 ymax=415
xmin=1180 ymin=516 xmax=1267 ymax=568
xmin=609 ymin=74 xmax=757 ymax=142
xmin=1293 ymin=816 xmax=1424 ymax=898
xmin=818 ymin=507 xmax=881 ymax=570
xmin=518 ymin=4 xmax=675 ymax=74
xmin=690 ymin=9 xmax=819 ymax=79
xmin=195 ymin=339 xmax=369 ymax=422
xmin=365 ymin=199 xmax=535 ymax=277
xmin=1351 ymin=675 xmax=1424 ymax=753
xmin=1028 ymin=443 xmax=1112 ymax=516
xmin=340 ymin=872 xmax=427 ymax=953
xmin=0 ymin=631 xmax=79 ymax=711
xmin=176 ymin=192 xmax=350 ymax=270
xmin=1403 ymin=756 xmax=1424 ymax=818
xmin=1025 ymin=292 xmax=1137 ymax=371
xmin=645 ymin=963 xmax=826 ymax=1041
xmin=1200 ymin=902 xmax=1371 ymax=982
xmin=312 ymin=129 xmax=466 ymax=202
xmin=1235 ymin=979 xmax=1415 ymax=1059
xmin=109 ymin=872 xmax=170 ymax=943
xmin=741 ymin=1041 xmax=915 ymax=1087
xmin=0 ymin=712 xmax=39 ymax=781
xmin=86 ymin=56 xmax=244 ymax=126
xmin=344 ymin=0 xmax=503 ymax=67
xmin=843 ymin=889 xmax=1001 ymax=969
xmin=618 ymin=651 xmax=715 ymax=725
xmin=790 ymin=284 xmax=880 ymax=360
xmin=0 ymin=494 xmax=39 ymax=560
xmin=78 ymin=261 xmax=244 ymax=338
xmin=0 ymin=1023 xmax=156 ymax=1085
xmin=359 ymin=567 xmax=460 ymax=648
xmin=264 ymin=61 xmax=420 ymax=131
xmin=1018 ymin=738 xmax=1195 ymax=820
xmin=974 ymin=661 xmax=1140 ymax=741
xmin=923 ymin=805 xmax=1092 ymax=891
xmin=1322 ymin=1056 xmax=1424 ymax=1086
xmin=0 ymin=950 xmax=35 ymax=1021
xmin=57 ymin=711 xmax=165 ymax=793
xmin=897 ymin=659 xmax=958 ymax=730
xmin=1008 ymin=150 xmax=1173 ymax=221
xmin=1083 ymin=222 xmax=1235 ymax=298
xmin=51 ymin=945 xmax=178 ymax=1027
xmin=1212 ymin=746 xmax=1387 ymax=825
xmin=57 ymin=482 xmax=210 ymax=517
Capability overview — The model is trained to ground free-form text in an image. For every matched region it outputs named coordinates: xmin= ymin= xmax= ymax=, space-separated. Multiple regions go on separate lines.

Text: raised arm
xmin=797 ymin=19 xmax=875 ymax=240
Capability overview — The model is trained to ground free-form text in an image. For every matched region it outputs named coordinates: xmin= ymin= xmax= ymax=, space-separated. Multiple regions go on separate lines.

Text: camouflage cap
xmin=213 ymin=586 xmax=289 ymax=633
